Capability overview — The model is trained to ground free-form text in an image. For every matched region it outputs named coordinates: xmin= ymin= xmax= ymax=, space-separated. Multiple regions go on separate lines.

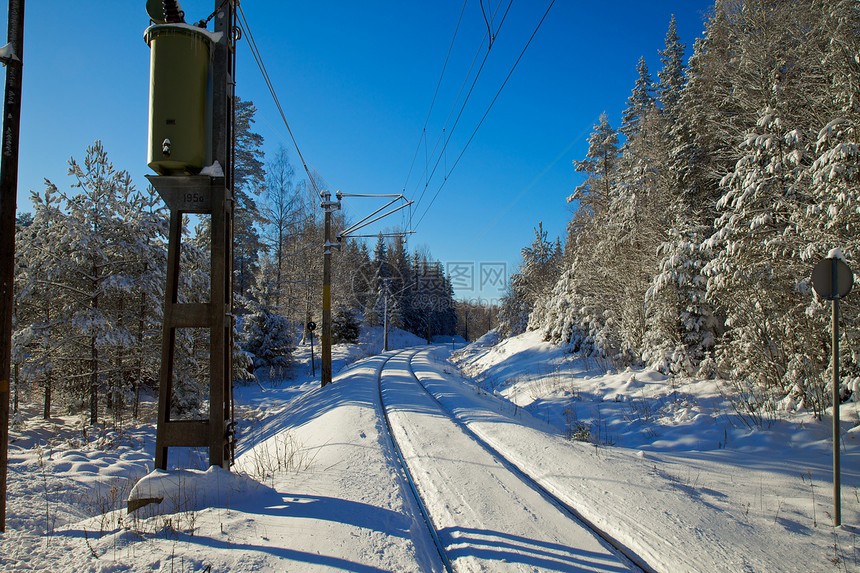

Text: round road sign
xmin=812 ymin=257 xmax=853 ymax=300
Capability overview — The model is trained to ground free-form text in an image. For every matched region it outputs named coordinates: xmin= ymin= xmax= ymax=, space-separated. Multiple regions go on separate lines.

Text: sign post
xmin=812 ymin=253 xmax=853 ymax=527
xmin=308 ymin=321 xmax=316 ymax=378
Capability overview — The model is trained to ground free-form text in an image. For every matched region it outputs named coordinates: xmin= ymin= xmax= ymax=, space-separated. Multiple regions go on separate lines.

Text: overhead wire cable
xmin=196 ymin=0 xmax=231 ymax=28
xmin=413 ymin=0 xmax=556 ymax=230
xmin=411 ymin=0 xmax=506 ymax=207
xmin=412 ymin=0 xmax=513 ymax=214
xmin=410 ymin=33 xmax=487 ymax=206
xmin=402 ymin=0 xmax=468 ymax=194
xmin=409 ymin=10 xmax=491 ymax=205
xmin=236 ymin=3 xmax=320 ymax=195
xmin=411 ymin=0 xmax=512 ymax=212
xmin=409 ymin=1 xmax=508 ymax=209
xmin=480 ymin=0 xmax=493 ymax=47
xmin=409 ymin=0 xmax=507 ymax=202
xmin=346 ymin=232 xmax=415 ymax=239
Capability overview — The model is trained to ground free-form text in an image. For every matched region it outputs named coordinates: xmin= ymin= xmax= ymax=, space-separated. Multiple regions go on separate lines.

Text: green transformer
xmin=145 ymin=23 xmax=218 ymax=175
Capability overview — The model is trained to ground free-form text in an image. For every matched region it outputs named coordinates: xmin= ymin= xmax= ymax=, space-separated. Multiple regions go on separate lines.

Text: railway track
xmin=375 ymin=347 xmax=654 ymax=573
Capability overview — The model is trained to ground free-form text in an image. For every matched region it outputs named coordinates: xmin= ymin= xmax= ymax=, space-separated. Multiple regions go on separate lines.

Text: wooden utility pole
xmin=322 ymin=193 xmax=411 ymax=382
xmin=320 ymin=190 xmax=340 ymax=387
xmin=0 ymin=0 xmax=24 ymax=534
xmin=383 ymin=279 xmax=389 ymax=352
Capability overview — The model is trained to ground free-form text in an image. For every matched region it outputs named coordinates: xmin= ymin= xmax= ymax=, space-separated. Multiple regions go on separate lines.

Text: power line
xmin=411 ymin=0 xmax=510 ymax=216
xmin=236 ymin=4 xmax=320 ymax=195
xmin=412 ymin=0 xmax=513 ymax=215
xmin=411 ymin=31 xmax=488 ymax=209
xmin=402 ymin=0 xmax=468 ymax=195
xmin=479 ymin=0 xmax=493 ymax=47
xmin=413 ymin=0 xmax=556 ymax=231
xmin=410 ymin=35 xmax=485 ymax=211
xmin=408 ymin=8 xmax=492 ymax=214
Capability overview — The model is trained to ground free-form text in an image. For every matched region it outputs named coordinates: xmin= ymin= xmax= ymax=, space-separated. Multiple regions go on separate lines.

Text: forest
xmin=498 ymin=0 xmax=860 ymax=418
xmin=11 ymin=0 xmax=860 ymax=429
xmin=10 ymin=99 xmax=457 ymax=426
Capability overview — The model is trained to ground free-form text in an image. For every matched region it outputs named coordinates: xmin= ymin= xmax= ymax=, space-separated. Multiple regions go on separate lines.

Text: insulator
xmin=162 ymin=0 xmax=185 ymax=24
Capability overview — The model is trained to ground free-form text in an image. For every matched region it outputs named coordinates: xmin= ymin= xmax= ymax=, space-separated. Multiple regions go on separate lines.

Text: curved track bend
xmin=376 ymin=348 xmax=652 ymax=573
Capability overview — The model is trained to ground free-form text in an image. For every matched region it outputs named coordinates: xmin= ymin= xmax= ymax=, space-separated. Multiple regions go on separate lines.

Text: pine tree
xmin=500 ymin=224 xmax=563 ymax=337
xmin=387 ymin=235 xmax=412 ymax=331
xmin=803 ymin=0 xmax=860 ymax=405
xmin=233 ymin=98 xmax=266 ymax=304
xmin=110 ymin=181 xmax=167 ymax=419
xmin=14 ymin=187 xmax=65 ymax=419
xmin=13 ymin=142 xmax=168 ymax=424
xmin=242 ymin=284 xmax=293 ymax=378
xmin=332 ymin=305 xmax=361 ymax=344
xmin=570 ymin=113 xmax=619 ymax=215
xmin=498 ymin=283 xmax=530 ymax=338
xmin=406 ymin=251 xmax=428 ymax=337
xmin=620 ymin=57 xmax=655 ymax=139
xmin=340 ymin=240 xmax=373 ymax=313
xmin=656 ymin=15 xmax=686 ymax=122
xmin=64 ymin=143 xmax=143 ymax=424
xmin=365 ymin=234 xmax=390 ymax=327
xmin=642 ymin=11 xmax=727 ymax=374
xmin=645 ymin=220 xmax=715 ymax=374
xmin=535 ymin=115 xmax=622 ymax=353
xmin=525 ymin=0 xmax=860 ymax=408
xmin=704 ymin=106 xmax=818 ymax=406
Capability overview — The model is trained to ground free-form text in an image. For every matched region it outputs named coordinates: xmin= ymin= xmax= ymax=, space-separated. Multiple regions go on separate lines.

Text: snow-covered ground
xmin=451 ymin=329 xmax=860 ymax=571
xmin=2 ymin=326 xmax=859 ymax=571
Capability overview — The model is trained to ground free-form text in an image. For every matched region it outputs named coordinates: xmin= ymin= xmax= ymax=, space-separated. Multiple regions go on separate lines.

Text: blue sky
xmin=2 ymin=1 xmax=714 ymax=302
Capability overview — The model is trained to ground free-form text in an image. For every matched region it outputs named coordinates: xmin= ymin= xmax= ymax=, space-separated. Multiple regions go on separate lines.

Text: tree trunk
xmin=90 ymin=272 xmax=99 ymax=425
xmin=43 ymin=302 xmax=51 ymax=419
xmin=134 ymin=290 xmax=146 ymax=420
xmin=43 ymin=370 xmax=51 ymax=420
xmin=276 ymin=225 xmax=283 ymax=309
xmin=12 ymin=362 xmax=18 ymax=413
xmin=111 ymin=293 xmax=124 ymax=427
xmin=90 ymin=336 xmax=98 ymax=425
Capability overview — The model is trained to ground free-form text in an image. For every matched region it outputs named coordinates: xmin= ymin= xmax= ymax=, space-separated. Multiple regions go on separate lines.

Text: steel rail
xmin=405 ymin=349 xmax=655 ymax=573
xmin=375 ymin=350 xmax=454 ymax=573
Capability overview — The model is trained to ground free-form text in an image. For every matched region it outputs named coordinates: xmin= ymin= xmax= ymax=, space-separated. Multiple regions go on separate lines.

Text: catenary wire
xmin=411 ymin=0 xmax=513 ymax=216
xmin=413 ymin=0 xmax=556 ymax=231
xmin=402 ymin=0 xmax=468 ymax=196
xmin=409 ymin=34 xmax=486 ymax=213
xmin=236 ymin=3 xmax=320 ymax=195
xmin=409 ymin=0 xmax=505 ymax=209
xmin=480 ymin=0 xmax=494 ymax=47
